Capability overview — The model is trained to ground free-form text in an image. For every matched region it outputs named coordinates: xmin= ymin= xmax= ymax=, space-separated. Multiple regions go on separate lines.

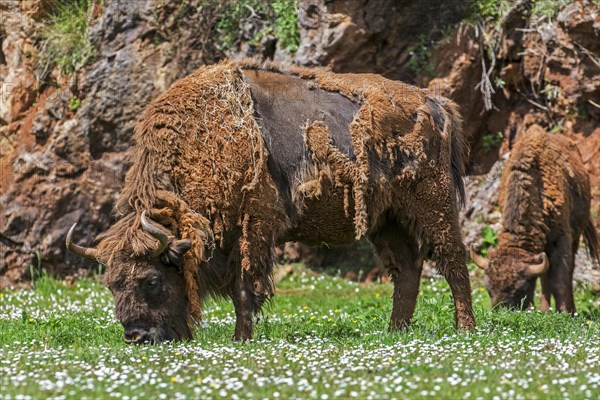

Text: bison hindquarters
xmin=370 ymin=221 xmax=475 ymax=331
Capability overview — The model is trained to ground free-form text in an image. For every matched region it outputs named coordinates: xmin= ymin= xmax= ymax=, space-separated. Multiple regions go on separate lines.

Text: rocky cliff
xmin=1 ymin=0 xmax=598 ymax=287
xmin=0 ymin=0 xmax=228 ymax=285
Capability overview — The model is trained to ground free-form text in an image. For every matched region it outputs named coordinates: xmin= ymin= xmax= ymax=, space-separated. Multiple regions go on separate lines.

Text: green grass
xmin=1 ymin=268 xmax=599 ymax=399
xmin=37 ymin=0 xmax=95 ymax=74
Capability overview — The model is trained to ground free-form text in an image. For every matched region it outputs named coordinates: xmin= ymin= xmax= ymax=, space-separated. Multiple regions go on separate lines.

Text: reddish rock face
xmin=1 ymin=0 xmax=598 ymax=287
xmin=429 ymin=1 xmax=599 ymax=230
xmin=0 ymin=0 xmax=227 ymax=287
xmin=295 ymin=0 xmax=470 ymax=80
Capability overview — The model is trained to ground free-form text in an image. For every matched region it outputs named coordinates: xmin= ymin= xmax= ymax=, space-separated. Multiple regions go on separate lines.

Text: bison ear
xmin=163 ymin=239 xmax=192 ymax=269
xmin=526 ymin=252 xmax=549 ymax=277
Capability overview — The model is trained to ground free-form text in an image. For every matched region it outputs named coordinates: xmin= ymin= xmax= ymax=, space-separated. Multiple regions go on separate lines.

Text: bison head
xmin=67 ymin=212 xmax=194 ymax=344
xmin=470 ymin=245 xmax=549 ymax=310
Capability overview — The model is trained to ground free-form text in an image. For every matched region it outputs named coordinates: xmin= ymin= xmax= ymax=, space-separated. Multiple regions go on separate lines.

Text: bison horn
xmin=526 ymin=252 xmax=549 ymax=276
xmin=141 ymin=211 xmax=169 ymax=257
xmin=470 ymin=244 xmax=489 ymax=270
xmin=66 ymin=223 xmax=99 ymax=260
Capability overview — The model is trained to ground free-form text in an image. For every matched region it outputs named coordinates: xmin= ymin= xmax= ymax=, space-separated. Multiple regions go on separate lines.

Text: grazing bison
xmin=471 ymin=125 xmax=599 ymax=312
xmin=67 ymin=59 xmax=475 ymax=343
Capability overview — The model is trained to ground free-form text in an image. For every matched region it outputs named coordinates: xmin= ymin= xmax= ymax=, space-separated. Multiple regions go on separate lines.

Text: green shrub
xmin=531 ymin=0 xmax=571 ymax=20
xmin=480 ymin=225 xmax=498 ymax=256
xmin=215 ymin=1 xmax=266 ymax=50
xmin=407 ymin=34 xmax=437 ymax=77
xmin=482 ymin=131 xmax=503 ymax=152
xmin=215 ymin=0 xmax=300 ymax=54
xmin=68 ymin=96 xmax=81 ymax=111
xmin=38 ymin=0 xmax=95 ymax=74
xmin=470 ymin=0 xmax=571 ymax=24
xmin=272 ymin=0 xmax=300 ymax=53
xmin=469 ymin=0 xmax=512 ymax=24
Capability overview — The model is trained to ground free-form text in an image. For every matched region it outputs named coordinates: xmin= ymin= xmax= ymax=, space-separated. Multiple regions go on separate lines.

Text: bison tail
xmin=426 ymin=96 xmax=469 ymax=208
xmin=448 ymin=102 xmax=468 ymax=208
xmin=583 ymin=216 xmax=600 ymax=264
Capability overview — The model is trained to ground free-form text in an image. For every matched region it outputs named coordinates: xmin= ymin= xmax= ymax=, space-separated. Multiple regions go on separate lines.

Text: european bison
xmin=67 ymin=59 xmax=475 ymax=343
xmin=471 ymin=124 xmax=599 ymax=312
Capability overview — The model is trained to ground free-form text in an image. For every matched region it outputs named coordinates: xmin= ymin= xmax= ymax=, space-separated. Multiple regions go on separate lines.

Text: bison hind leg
xmin=369 ymin=224 xmax=423 ymax=331
xmin=433 ymin=241 xmax=476 ymax=331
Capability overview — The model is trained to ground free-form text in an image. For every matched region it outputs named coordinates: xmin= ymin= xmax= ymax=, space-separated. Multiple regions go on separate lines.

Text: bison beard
xmin=471 ymin=125 xmax=600 ymax=313
xmin=67 ymin=58 xmax=476 ymax=343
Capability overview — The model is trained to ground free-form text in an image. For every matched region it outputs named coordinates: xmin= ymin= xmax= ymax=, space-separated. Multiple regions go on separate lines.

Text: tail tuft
xmin=426 ymin=96 xmax=469 ymax=208
xmin=584 ymin=216 xmax=600 ymax=264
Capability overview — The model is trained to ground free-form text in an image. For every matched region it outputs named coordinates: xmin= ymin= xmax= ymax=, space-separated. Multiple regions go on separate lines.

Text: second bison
xmin=472 ymin=125 xmax=599 ymax=312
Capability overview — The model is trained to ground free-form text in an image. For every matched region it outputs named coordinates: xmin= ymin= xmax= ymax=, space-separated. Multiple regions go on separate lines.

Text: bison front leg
xmin=370 ymin=225 xmax=423 ymax=330
xmin=549 ymin=273 xmax=575 ymax=313
xmin=539 ymin=273 xmax=552 ymax=311
xmin=231 ymin=219 xmax=275 ymax=341
xmin=231 ymin=265 xmax=272 ymax=341
xmin=547 ymin=238 xmax=576 ymax=314
xmin=231 ymin=277 xmax=256 ymax=341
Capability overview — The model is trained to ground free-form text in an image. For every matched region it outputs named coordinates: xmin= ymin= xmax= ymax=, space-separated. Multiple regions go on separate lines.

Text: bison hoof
xmin=456 ymin=317 xmax=476 ymax=332
xmin=388 ymin=320 xmax=410 ymax=332
xmin=233 ymin=332 xmax=253 ymax=342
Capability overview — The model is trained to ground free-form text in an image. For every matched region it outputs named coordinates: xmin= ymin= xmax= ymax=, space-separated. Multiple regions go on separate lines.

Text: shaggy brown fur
xmin=70 ymin=58 xmax=475 ymax=342
xmin=477 ymin=125 xmax=599 ymax=312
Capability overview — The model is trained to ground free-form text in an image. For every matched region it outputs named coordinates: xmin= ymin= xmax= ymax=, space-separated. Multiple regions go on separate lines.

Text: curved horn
xmin=140 ymin=211 xmax=169 ymax=257
xmin=470 ymin=244 xmax=489 ymax=270
xmin=66 ymin=223 xmax=99 ymax=260
xmin=526 ymin=252 xmax=549 ymax=276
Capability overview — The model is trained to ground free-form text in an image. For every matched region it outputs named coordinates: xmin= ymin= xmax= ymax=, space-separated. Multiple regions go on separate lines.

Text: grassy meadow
xmin=0 ymin=266 xmax=599 ymax=399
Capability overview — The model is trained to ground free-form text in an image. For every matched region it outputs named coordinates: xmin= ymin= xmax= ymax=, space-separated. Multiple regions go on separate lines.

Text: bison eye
xmin=144 ymin=276 xmax=161 ymax=292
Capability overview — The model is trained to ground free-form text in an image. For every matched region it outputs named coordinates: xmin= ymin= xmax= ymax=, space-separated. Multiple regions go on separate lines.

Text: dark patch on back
xmin=242 ymin=69 xmax=360 ymax=216
xmin=425 ymin=97 xmax=445 ymax=133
